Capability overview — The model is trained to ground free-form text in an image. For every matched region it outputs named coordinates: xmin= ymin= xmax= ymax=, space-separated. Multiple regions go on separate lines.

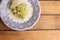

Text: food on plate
xmin=12 ymin=3 xmax=28 ymax=19
xmin=9 ymin=0 xmax=33 ymax=23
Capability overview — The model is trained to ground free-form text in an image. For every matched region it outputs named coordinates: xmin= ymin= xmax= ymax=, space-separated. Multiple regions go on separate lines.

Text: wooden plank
xmin=55 ymin=16 xmax=60 ymax=29
xmin=0 ymin=31 xmax=60 ymax=40
xmin=40 ymin=1 xmax=60 ymax=14
xmin=32 ymin=16 xmax=56 ymax=29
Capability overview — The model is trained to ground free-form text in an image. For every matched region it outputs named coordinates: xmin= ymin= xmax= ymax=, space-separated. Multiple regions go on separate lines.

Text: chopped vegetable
xmin=12 ymin=3 xmax=28 ymax=19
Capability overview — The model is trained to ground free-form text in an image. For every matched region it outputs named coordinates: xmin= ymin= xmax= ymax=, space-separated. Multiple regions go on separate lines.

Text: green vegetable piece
xmin=12 ymin=3 xmax=28 ymax=19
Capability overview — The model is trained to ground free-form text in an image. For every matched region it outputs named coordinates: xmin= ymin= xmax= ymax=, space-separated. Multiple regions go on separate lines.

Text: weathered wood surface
xmin=0 ymin=31 xmax=60 ymax=40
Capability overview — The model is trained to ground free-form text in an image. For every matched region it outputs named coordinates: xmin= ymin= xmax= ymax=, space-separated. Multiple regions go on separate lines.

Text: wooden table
xmin=0 ymin=31 xmax=60 ymax=40
xmin=0 ymin=1 xmax=60 ymax=30
xmin=0 ymin=1 xmax=60 ymax=40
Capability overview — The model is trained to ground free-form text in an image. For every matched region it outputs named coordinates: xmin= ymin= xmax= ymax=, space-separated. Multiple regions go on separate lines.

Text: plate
xmin=0 ymin=0 xmax=41 ymax=30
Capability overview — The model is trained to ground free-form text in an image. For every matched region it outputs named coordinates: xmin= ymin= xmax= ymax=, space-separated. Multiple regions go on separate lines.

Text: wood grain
xmin=0 ymin=31 xmax=60 ymax=40
xmin=40 ymin=1 xmax=60 ymax=14
xmin=32 ymin=16 xmax=56 ymax=29
xmin=55 ymin=16 xmax=60 ymax=29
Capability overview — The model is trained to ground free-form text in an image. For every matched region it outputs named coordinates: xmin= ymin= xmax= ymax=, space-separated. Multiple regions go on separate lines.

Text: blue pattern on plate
xmin=0 ymin=0 xmax=40 ymax=30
